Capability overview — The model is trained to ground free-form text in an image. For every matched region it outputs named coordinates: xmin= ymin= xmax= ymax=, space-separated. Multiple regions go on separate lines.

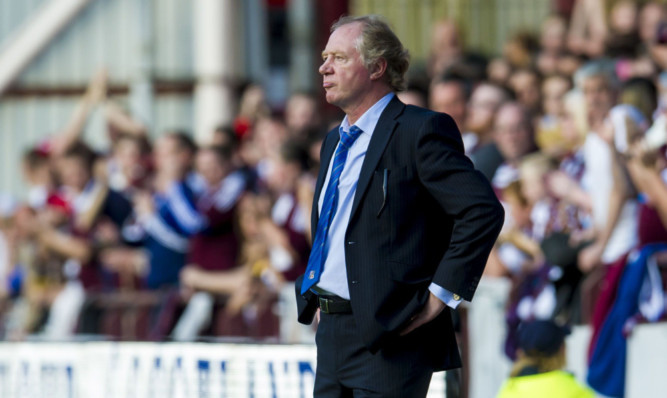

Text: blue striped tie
xmin=301 ymin=125 xmax=363 ymax=294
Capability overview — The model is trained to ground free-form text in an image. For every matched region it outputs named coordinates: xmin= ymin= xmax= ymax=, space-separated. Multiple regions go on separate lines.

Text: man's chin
xmin=325 ymin=93 xmax=340 ymax=106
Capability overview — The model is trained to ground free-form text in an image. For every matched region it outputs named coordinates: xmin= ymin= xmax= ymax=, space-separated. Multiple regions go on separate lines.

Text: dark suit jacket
xmin=296 ymin=96 xmax=504 ymax=371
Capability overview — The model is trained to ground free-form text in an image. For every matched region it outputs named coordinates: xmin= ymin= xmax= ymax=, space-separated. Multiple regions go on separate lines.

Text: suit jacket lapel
xmin=349 ymin=96 xmax=404 ymax=222
xmin=311 ymin=128 xmax=340 ymax=241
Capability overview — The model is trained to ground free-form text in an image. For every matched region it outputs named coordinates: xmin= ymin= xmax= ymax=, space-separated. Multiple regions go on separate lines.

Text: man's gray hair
xmin=574 ymin=60 xmax=618 ymax=90
xmin=332 ymin=15 xmax=410 ymax=92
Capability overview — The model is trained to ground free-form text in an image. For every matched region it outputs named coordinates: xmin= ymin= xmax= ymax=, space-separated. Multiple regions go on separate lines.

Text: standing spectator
xmin=428 ymin=19 xmax=488 ymax=82
xmin=429 ymin=75 xmax=469 ymax=131
xmin=132 ymin=132 xmax=205 ymax=289
xmin=488 ymin=102 xmax=537 ymax=195
xmin=536 ymin=15 xmax=569 ymax=76
xmin=0 ymin=195 xmax=17 ymax=331
xmin=172 ymin=145 xmax=247 ymax=340
xmin=186 ymin=146 xmax=246 ymax=274
xmin=32 ymin=141 xmax=132 ymax=338
xmin=103 ymin=134 xmax=152 ymax=198
xmin=397 ymin=83 xmax=428 ymax=108
xmin=567 ymin=0 xmax=607 ymax=58
xmin=464 ymin=82 xmax=512 ymax=155
xmin=428 ymin=19 xmax=465 ymax=79
xmin=575 ymin=64 xmax=637 ymax=273
xmin=285 ymin=92 xmax=321 ymax=138
xmin=246 ymin=117 xmax=289 ymax=190
xmin=233 ymin=84 xmax=270 ymax=140
xmin=21 ymin=149 xmax=56 ymax=210
xmin=536 ymin=75 xmax=576 ymax=157
xmin=266 ymin=141 xmax=314 ymax=343
xmin=52 ymin=142 xmax=133 ymax=288
xmin=266 ymin=141 xmax=311 ymax=283
xmin=508 ymin=68 xmax=543 ymax=117
xmin=503 ymin=32 xmax=539 ymax=70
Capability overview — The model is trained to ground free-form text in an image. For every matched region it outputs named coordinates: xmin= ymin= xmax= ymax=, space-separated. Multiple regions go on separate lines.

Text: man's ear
xmin=369 ymin=58 xmax=388 ymax=81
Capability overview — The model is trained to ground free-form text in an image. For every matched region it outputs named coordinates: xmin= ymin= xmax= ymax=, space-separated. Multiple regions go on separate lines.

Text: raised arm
xmin=50 ymin=69 xmax=107 ymax=156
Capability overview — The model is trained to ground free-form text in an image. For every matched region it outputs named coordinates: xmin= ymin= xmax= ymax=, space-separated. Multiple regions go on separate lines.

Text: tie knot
xmin=340 ymin=125 xmax=363 ymax=148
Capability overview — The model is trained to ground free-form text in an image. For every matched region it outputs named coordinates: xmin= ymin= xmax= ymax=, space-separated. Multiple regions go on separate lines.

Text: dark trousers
xmin=314 ymin=311 xmax=433 ymax=397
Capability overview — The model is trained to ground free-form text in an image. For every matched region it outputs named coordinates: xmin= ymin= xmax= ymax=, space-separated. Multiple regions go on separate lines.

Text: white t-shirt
xmin=582 ymin=132 xmax=638 ymax=263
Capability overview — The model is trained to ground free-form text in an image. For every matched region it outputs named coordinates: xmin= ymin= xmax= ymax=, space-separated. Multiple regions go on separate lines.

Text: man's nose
xmin=319 ymin=58 xmax=331 ymax=75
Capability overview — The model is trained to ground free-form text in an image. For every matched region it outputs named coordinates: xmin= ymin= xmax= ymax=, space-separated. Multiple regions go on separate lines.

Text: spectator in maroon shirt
xmin=182 ymin=145 xmax=247 ymax=282
xmin=172 ymin=145 xmax=249 ymax=340
xmin=265 ymin=141 xmax=312 ymax=283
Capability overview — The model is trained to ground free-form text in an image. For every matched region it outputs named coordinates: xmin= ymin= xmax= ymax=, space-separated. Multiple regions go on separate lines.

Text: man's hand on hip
xmin=399 ymin=292 xmax=446 ymax=336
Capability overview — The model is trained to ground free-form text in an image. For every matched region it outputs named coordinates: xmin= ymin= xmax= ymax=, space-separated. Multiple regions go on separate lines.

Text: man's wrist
xmin=428 ymin=282 xmax=463 ymax=310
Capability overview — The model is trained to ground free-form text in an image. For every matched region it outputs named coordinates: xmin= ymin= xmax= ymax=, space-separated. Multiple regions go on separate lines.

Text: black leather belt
xmin=317 ymin=295 xmax=352 ymax=314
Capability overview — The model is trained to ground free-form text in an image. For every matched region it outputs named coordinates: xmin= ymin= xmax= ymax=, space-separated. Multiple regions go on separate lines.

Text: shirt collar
xmin=340 ymin=92 xmax=395 ymax=137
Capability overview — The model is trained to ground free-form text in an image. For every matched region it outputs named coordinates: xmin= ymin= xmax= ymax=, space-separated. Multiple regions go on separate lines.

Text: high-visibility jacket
xmin=497 ymin=370 xmax=595 ymax=398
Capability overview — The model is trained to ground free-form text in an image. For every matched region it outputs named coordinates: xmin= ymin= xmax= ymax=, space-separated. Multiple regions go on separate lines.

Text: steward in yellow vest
xmin=497 ymin=320 xmax=594 ymax=398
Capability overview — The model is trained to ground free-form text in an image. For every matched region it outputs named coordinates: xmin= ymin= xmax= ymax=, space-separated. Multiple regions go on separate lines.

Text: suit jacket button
xmin=347 ymin=241 xmax=356 ymax=245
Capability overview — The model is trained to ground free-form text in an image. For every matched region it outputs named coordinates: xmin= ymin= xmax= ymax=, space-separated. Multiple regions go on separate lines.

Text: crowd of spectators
xmin=0 ymin=69 xmax=325 ymax=343
xmin=1 ymin=1 xmax=667 ymax=395
xmin=423 ymin=1 xmax=667 ymax=396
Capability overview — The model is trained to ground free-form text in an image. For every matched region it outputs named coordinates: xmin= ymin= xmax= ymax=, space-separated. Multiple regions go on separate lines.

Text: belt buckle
xmin=319 ymin=296 xmax=330 ymax=313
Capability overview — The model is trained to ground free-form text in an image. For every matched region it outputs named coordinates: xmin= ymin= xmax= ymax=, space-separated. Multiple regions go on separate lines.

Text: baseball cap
xmin=517 ymin=320 xmax=571 ymax=356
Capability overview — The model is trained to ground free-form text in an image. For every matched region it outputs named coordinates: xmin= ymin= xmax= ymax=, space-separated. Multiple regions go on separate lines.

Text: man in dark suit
xmin=295 ymin=15 xmax=504 ymax=397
